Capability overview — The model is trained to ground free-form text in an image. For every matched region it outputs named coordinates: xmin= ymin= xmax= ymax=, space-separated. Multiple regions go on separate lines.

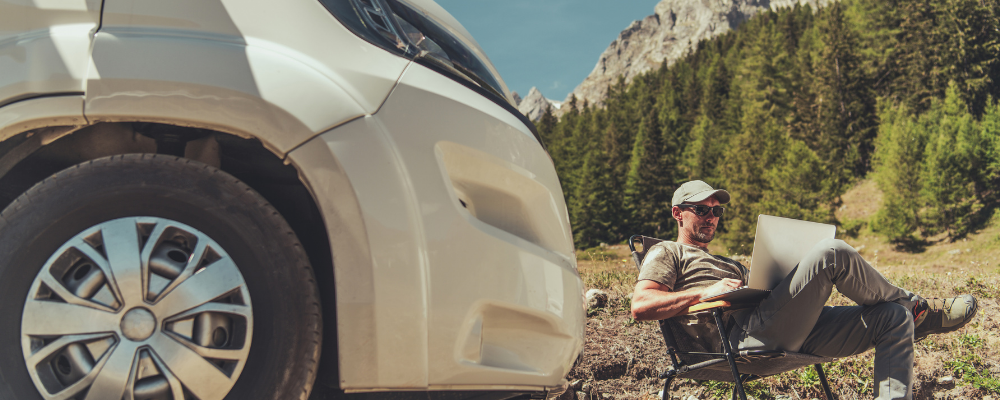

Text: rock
xmin=555 ymin=388 xmax=576 ymax=400
xmin=576 ymin=391 xmax=588 ymax=400
xmin=556 ymin=0 xmax=830 ymax=117
xmin=511 ymin=91 xmax=522 ymax=107
xmin=586 ymin=289 xmax=609 ymax=309
xmin=517 ymin=87 xmax=561 ymax=121
xmin=937 ymin=375 xmax=954 ymax=385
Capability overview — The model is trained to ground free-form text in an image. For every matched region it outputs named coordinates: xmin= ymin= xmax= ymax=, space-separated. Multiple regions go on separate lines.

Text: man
xmin=631 ymin=180 xmax=978 ymax=400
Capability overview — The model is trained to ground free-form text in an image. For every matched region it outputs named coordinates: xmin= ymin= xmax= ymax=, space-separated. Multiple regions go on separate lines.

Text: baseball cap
xmin=671 ymin=180 xmax=731 ymax=206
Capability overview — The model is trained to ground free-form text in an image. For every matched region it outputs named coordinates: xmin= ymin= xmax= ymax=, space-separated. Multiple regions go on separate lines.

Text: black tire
xmin=0 ymin=154 xmax=321 ymax=400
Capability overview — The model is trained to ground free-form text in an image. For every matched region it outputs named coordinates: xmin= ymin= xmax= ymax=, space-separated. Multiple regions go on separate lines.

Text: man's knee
xmin=867 ymin=302 xmax=914 ymax=339
xmin=816 ymin=238 xmax=855 ymax=257
xmin=803 ymin=238 xmax=858 ymax=272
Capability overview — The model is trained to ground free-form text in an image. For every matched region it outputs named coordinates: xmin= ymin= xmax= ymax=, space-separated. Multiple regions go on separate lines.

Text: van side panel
xmin=0 ymin=0 xmax=101 ymax=106
xmin=89 ymin=0 xmax=410 ymax=155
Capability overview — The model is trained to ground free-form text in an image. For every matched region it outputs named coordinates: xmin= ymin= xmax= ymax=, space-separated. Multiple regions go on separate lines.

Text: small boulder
xmin=555 ymin=388 xmax=576 ymax=400
xmin=586 ymin=289 xmax=608 ymax=309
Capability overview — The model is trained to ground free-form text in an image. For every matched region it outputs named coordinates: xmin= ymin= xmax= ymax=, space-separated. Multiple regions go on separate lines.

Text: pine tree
xmin=811 ymin=1 xmax=877 ymax=185
xmin=982 ymin=98 xmax=1000 ymax=194
xmin=759 ymin=139 xmax=834 ymax=223
xmin=624 ymin=107 xmax=679 ymax=239
xmin=718 ymin=15 xmax=795 ymax=251
xmin=933 ymin=0 xmax=1000 ymax=116
xmin=920 ymin=81 xmax=985 ymax=237
xmin=871 ymin=102 xmax=926 ymax=242
xmin=542 ymin=0 xmax=1000 ymax=249
xmin=719 ymin=104 xmax=786 ymax=253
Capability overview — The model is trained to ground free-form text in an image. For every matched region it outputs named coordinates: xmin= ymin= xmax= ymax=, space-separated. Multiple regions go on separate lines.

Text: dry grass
xmin=570 ymin=180 xmax=1000 ymax=399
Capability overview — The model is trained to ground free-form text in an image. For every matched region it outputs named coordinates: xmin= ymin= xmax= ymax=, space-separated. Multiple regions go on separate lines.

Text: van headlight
xmin=321 ymin=0 xmax=509 ymax=104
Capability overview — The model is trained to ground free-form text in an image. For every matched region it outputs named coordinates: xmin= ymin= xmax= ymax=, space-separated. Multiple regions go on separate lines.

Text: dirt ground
xmin=566 ymin=180 xmax=1000 ymax=400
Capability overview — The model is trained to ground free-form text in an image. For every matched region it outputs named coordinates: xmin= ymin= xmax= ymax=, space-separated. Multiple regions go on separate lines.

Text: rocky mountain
xmin=511 ymin=91 xmax=522 ymax=107
xmin=517 ymin=87 xmax=562 ymax=121
xmin=531 ymin=0 xmax=829 ymax=118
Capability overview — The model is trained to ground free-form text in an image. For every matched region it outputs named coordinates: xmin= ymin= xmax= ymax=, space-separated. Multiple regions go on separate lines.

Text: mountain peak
xmin=518 ymin=87 xmax=561 ymax=121
xmin=556 ymin=0 xmax=829 ymax=116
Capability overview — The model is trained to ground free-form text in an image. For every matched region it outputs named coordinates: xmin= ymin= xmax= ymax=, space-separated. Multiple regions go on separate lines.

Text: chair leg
xmin=660 ymin=375 xmax=674 ymax=400
xmin=712 ymin=309 xmax=747 ymax=400
xmin=814 ymin=364 xmax=835 ymax=400
xmin=732 ymin=374 xmax=751 ymax=400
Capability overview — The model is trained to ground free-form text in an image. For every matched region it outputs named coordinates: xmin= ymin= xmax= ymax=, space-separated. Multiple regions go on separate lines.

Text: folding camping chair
xmin=629 ymin=235 xmax=837 ymax=400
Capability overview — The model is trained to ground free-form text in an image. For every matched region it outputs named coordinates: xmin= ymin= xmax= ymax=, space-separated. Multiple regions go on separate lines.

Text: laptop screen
xmin=747 ymin=215 xmax=837 ymax=290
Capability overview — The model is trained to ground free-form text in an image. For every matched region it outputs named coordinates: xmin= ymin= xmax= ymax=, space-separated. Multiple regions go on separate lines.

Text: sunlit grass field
xmin=570 ymin=181 xmax=1000 ymax=399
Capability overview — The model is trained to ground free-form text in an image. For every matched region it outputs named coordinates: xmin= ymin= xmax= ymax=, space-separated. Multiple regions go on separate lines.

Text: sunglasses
xmin=676 ymin=204 xmax=725 ymax=217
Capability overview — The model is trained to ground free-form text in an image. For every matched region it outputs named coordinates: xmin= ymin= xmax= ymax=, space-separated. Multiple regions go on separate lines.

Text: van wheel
xmin=0 ymin=154 xmax=321 ymax=400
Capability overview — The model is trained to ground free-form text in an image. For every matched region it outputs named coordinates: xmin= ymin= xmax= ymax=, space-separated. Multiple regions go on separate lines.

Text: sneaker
xmin=912 ymin=294 xmax=978 ymax=341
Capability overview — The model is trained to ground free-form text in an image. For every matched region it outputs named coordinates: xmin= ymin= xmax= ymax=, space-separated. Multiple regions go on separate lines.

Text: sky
xmin=435 ymin=0 xmax=662 ymax=102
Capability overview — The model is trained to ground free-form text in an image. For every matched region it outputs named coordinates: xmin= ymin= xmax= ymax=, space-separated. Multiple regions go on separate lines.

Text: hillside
xmin=567 ymin=179 xmax=1000 ymax=399
xmin=536 ymin=0 xmax=1000 ymax=253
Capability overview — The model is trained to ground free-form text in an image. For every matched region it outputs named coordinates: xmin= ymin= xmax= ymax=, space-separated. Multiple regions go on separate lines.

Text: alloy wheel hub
xmin=120 ymin=308 xmax=156 ymax=341
xmin=20 ymin=217 xmax=253 ymax=400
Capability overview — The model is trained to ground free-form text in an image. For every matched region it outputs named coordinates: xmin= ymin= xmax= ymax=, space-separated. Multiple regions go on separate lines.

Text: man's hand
xmin=700 ymin=278 xmax=743 ymax=300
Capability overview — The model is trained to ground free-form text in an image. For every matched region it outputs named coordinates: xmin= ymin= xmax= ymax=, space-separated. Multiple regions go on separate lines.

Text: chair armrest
xmin=674 ymin=300 xmax=760 ymax=317
xmin=675 ymin=301 xmax=731 ymax=316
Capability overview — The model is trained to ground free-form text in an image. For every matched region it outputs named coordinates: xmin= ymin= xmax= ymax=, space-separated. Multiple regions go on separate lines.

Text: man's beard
xmin=692 ymin=225 xmax=716 ymax=243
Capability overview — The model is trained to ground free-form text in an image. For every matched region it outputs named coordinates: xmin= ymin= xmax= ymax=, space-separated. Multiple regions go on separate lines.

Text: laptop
xmin=700 ymin=214 xmax=836 ymax=303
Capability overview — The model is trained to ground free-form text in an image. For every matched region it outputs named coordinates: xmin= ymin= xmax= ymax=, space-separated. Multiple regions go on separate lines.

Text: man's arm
xmin=631 ymin=278 xmax=742 ymax=321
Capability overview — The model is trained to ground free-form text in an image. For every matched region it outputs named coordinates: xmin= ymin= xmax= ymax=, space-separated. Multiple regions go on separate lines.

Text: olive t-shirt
xmin=637 ymin=241 xmax=749 ymax=353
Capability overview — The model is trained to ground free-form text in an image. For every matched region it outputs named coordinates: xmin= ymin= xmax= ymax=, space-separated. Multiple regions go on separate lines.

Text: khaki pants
xmin=729 ymin=238 xmax=920 ymax=400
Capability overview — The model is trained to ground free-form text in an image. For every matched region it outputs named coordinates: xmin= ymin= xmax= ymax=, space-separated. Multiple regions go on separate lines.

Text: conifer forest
xmin=538 ymin=0 xmax=1000 ymax=252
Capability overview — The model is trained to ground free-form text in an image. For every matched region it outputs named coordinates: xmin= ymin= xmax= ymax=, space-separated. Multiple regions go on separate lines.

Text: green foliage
xmin=540 ymin=0 xmax=1000 ymax=249
xmin=700 ymin=379 xmax=773 ymax=400
xmin=960 ymin=276 xmax=998 ymax=299
xmin=871 ymin=102 xmax=928 ymax=242
xmin=584 ymin=270 xmax=636 ymax=290
xmin=983 ymin=99 xmax=1000 ymax=194
xmin=579 ymin=246 xmax=619 ymax=261
xmin=797 ymin=365 xmax=820 ymax=388
xmin=946 ymin=334 xmax=1000 ymax=394
xmin=919 ymin=82 xmax=988 ymax=238
xmin=840 ymin=218 xmax=869 ymax=237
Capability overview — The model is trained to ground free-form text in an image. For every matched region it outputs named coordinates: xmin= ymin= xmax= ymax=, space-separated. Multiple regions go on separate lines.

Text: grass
xmin=570 ymin=179 xmax=1000 ymax=399
xmin=946 ymin=334 xmax=1000 ymax=394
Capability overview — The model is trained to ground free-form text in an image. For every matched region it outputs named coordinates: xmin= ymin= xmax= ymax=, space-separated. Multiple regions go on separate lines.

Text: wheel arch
xmin=0 ymin=119 xmax=346 ymax=388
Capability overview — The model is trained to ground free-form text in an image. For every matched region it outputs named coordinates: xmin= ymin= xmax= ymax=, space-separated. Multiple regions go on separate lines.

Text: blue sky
xmin=435 ymin=0 xmax=662 ymax=101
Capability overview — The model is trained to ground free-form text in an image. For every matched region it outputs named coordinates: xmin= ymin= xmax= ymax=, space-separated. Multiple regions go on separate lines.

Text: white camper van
xmin=0 ymin=1 xmax=584 ymax=399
